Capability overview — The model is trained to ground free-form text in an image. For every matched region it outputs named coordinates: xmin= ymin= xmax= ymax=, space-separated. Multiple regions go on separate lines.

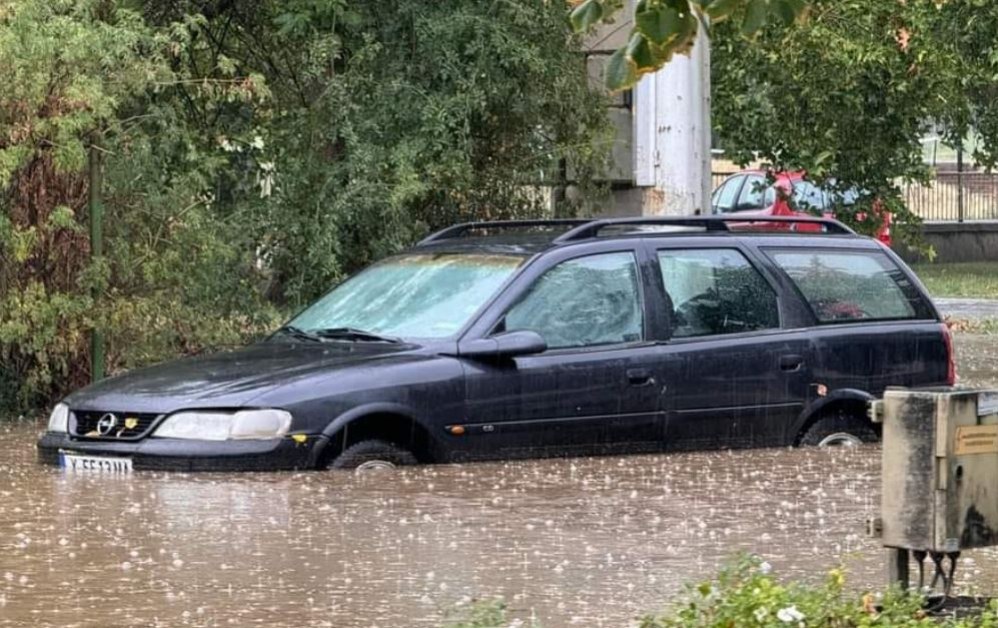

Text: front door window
xmin=503 ymin=252 xmax=643 ymax=349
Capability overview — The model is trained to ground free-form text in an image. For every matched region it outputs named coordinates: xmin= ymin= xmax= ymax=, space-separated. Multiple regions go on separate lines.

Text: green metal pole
xmin=88 ymin=142 xmax=105 ymax=382
xmin=957 ymin=143 xmax=964 ymax=223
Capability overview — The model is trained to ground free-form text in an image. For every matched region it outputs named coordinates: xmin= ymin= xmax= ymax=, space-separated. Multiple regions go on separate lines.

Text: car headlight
xmin=47 ymin=403 xmax=69 ymax=433
xmin=153 ymin=409 xmax=293 ymax=441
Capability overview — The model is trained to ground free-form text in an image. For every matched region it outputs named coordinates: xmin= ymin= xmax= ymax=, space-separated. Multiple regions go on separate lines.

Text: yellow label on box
xmin=954 ymin=424 xmax=998 ymax=455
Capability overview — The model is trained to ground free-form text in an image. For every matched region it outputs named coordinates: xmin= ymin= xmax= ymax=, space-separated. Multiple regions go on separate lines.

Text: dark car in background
xmin=38 ymin=216 xmax=953 ymax=472
xmin=711 ymin=170 xmax=892 ymax=246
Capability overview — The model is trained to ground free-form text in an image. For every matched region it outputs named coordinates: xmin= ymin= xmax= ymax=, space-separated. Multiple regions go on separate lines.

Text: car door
xmin=711 ymin=175 xmax=745 ymax=214
xmin=454 ymin=245 xmax=666 ymax=460
xmin=731 ymin=174 xmax=767 ymax=215
xmin=648 ymin=244 xmax=812 ymax=450
xmin=763 ymin=247 xmax=946 ymax=394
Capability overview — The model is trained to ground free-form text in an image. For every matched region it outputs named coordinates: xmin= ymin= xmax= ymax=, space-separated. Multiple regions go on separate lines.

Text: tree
xmin=0 ymin=0 xmax=175 ymax=409
xmin=143 ymin=0 xmax=612 ymax=303
xmin=711 ymin=0 xmax=998 ymax=245
xmin=0 ymin=0 xmax=612 ymax=412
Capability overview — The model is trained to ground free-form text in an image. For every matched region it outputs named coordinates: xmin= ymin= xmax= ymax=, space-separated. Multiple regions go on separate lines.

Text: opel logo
xmin=96 ymin=413 xmax=118 ymax=436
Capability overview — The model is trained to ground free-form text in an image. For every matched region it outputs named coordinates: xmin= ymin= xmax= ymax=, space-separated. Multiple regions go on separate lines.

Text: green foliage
xmin=158 ymin=0 xmax=612 ymax=304
xmin=442 ymin=598 xmax=537 ymax=628
xmin=0 ymin=1 xmax=166 ymax=186
xmin=711 ymin=0 xmax=998 ymax=246
xmin=0 ymin=0 xmax=610 ymax=413
xmin=452 ymin=557 xmax=998 ymax=627
xmin=639 ymin=555 xmax=998 ymax=628
xmin=0 ymin=0 xmax=175 ymax=411
xmin=569 ymin=0 xmax=808 ymax=91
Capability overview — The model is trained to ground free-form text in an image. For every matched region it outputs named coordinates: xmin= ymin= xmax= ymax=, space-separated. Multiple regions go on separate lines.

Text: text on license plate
xmin=60 ymin=452 xmax=133 ymax=473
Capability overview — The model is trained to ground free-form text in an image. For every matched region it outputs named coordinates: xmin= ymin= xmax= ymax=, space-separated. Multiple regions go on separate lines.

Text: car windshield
xmin=286 ymin=253 xmax=525 ymax=340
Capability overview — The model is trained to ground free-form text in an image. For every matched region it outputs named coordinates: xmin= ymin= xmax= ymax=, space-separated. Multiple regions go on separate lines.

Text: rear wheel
xmin=799 ymin=410 xmax=878 ymax=448
xmin=330 ymin=439 xmax=418 ymax=471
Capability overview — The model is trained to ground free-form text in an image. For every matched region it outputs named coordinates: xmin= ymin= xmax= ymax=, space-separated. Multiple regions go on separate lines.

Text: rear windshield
xmin=765 ymin=249 xmax=935 ymax=323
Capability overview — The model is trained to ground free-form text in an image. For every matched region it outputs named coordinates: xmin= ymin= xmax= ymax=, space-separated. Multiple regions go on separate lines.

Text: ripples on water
xmin=0 ymin=334 xmax=995 ymax=627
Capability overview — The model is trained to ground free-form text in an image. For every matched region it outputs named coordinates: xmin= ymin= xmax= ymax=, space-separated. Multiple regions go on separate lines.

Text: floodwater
xmin=0 ymin=334 xmax=996 ymax=627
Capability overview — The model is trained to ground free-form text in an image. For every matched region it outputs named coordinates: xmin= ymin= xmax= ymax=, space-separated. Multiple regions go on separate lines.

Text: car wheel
xmin=799 ymin=410 xmax=878 ymax=448
xmin=330 ymin=439 xmax=418 ymax=471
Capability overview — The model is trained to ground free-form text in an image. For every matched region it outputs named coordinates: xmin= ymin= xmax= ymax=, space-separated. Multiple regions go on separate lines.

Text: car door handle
xmin=779 ymin=354 xmax=804 ymax=372
xmin=627 ymin=368 xmax=655 ymax=387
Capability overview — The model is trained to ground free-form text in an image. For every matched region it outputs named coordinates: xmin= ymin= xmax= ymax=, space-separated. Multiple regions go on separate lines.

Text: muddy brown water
xmin=1 ymin=335 xmax=996 ymax=627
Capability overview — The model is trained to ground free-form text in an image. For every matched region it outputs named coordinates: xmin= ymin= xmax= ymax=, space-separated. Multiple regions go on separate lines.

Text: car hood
xmin=65 ymin=340 xmax=426 ymax=414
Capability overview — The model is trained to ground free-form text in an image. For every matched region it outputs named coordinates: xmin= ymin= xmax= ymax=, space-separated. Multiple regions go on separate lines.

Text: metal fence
xmin=906 ymin=172 xmax=998 ymax=222
xmin=710 ymin=171 xmax=998 ymax=222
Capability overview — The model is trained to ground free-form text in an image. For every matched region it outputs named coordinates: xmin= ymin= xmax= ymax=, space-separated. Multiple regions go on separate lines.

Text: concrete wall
xmin=899 ymin=222 xmax=998 ymax=263
xmin=580 ymin=4 xmax=711 ymax=217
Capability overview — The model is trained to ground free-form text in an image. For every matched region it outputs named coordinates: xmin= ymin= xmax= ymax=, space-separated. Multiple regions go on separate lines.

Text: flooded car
xmin=37 ymin=217 xmax=953 ymax=472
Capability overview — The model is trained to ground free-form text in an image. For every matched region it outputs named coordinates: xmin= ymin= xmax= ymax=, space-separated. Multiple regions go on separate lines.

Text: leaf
xmin=605 ymin=46 xmax=638 ymax=92
xmin=570 ymin=0 xmax=604 ymax=33
xmin=741 ymin=0 xmax=771 ymax=35
xmin=772 ymin=0 xmax=807 ymax=25
xmin=699 ymin=0 xmax=743 ymax=22
xmin=636 ymin=3 xmax=684 ymax=45
xmin=626 ymin=32 xmax=657 ymax=74
xmin=274 ymin=12 xmax=310 ymax=37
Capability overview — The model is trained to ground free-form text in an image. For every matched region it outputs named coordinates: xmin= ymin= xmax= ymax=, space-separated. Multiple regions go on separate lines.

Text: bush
xmin=453 ymin=557 xmax=998 ymax=628
xmin=0 ymin=0 xmax=610 ymax=415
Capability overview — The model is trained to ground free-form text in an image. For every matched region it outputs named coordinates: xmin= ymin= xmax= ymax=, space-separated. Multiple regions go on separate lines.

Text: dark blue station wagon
xmin=38 ymin=217 xmax=955 ymax=471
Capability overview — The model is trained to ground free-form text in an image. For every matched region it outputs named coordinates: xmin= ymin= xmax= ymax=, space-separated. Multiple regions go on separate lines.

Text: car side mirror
xmin=457 ymin=330 xmax=547 ymax=359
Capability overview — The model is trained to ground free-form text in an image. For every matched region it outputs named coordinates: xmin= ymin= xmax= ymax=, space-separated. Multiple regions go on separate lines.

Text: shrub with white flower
xmin=776 ymin=605 xmax=805 ymax=623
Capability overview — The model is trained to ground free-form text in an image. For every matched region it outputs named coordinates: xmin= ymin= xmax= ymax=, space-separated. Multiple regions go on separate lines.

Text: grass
xmin=910 ymin=262 xmax=998 ymax=299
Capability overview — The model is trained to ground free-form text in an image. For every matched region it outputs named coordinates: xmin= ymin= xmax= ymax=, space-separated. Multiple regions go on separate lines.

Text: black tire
xmin=799 ymin=410 xmax=878 ymax=447
xmin=330 ymin=439 xmax=418 ymax=470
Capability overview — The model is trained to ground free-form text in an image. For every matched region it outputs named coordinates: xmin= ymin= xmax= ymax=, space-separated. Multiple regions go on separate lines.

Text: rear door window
xmin=767 ymin=249 xmax=933 ymax=322
xmin=657 ymin=249 xmax=780 ymax=338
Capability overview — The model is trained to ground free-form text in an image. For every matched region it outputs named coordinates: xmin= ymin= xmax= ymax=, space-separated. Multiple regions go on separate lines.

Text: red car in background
xmin=710 ymin=170 xmax=892 ymax=246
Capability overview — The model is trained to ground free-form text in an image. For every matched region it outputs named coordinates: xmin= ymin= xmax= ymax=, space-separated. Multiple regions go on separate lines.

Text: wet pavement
xmin=0 ymin=334 xmax=996 ymax=627
xmin=937 ymin=298 xmax=998 ymax=321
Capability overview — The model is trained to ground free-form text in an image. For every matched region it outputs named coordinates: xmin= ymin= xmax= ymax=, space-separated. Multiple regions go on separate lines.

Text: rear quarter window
xmin=765 ymin=249 xmax=934 ymax=323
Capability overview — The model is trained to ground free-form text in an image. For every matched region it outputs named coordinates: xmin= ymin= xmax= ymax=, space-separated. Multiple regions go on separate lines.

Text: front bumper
xmin=37 ymin=432 xmax=321 ymax=472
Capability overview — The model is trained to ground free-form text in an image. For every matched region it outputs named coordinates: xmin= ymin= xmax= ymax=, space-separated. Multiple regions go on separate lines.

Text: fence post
xmin=957 ymin=144 xmax=965 ymax=223
xmin=88 ymin=142 xmax=105 ymax=382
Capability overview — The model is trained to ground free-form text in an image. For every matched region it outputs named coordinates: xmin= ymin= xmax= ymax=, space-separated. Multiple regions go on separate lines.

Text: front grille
xmin=71 ymin=410 xmax=162 ymax=440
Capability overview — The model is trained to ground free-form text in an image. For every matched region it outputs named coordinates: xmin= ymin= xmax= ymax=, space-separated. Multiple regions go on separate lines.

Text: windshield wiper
xmin=311 ymin=327 xmax=402 ymax=344
xmin=273 ymin=325 xmax=324 ymax=343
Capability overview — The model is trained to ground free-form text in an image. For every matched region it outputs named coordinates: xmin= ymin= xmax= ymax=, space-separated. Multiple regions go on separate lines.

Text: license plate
xmin=60 ymin=451 xmax=133 ymax=474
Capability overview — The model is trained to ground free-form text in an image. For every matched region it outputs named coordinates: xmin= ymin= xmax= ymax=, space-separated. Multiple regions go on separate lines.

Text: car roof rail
xmin=552 ymin=215 xmax=856 ymax=242
xmin=417 ymin=219 xmax=591 ymax=246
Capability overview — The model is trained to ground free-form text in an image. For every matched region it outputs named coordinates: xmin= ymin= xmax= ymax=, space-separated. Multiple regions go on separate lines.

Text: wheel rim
xmin=817 ymin=432 xmax=863 ymax=447
xmin=355 ymin=459 xmax=396 ymax=472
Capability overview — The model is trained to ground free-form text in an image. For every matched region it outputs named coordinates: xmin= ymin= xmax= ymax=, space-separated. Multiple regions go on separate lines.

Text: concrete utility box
xmin=880 ymin=387 xmax=998 ymax=553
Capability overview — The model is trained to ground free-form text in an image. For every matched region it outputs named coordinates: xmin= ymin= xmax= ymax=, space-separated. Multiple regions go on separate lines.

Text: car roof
xmin=411 ymin=217 xmax=882 ymax=256
xmin=415 ymin=234 xmax=556 ymax=256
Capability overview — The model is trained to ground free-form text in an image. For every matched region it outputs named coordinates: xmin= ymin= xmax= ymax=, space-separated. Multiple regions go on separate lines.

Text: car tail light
xmin=877 ymin=211 xmax=892 ymax=247
xmin=942 ymin=323 xmax=957 ymax=386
